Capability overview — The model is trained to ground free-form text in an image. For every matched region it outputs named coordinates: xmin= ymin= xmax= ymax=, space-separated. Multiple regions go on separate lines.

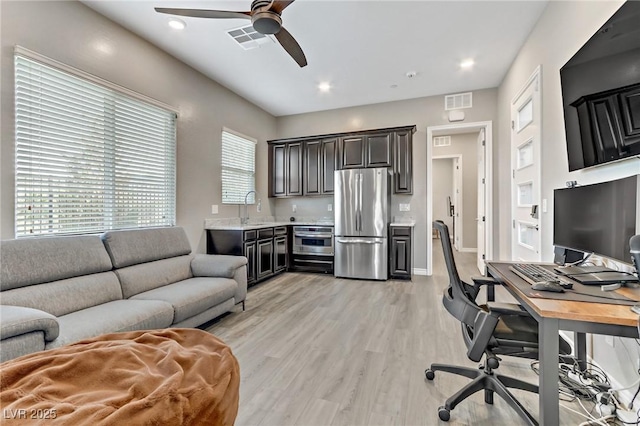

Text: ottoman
xmin=0 ymin=329 xmax=240 ymax=425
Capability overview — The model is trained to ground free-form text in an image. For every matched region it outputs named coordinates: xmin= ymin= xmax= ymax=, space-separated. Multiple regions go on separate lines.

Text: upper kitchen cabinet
xmin=339 ymin=133 xmax=392 ymax=169
xmin=268 ymin=125 xmax=415 ymax=197
xmin=393 ymin=129 xmax=413 ymax=194
xmin=305 ymin=138 xmax=337 ymax=195
xmin=269 ymin=142 xmax=303 ymax=197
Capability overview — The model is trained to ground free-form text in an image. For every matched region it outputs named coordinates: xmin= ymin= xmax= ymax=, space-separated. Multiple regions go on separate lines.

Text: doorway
xmin=426 ymin=121 xmax=493 ymax=275
xmin=433 ymin=155 xmax=462 ymax=251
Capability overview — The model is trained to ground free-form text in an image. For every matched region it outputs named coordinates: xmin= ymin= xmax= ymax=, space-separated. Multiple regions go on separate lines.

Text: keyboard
xmin=510 ymin=263 xmax=573 ymax=287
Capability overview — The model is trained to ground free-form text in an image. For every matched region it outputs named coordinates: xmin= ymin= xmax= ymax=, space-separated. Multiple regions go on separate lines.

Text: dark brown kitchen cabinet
xmin=340 ymin=136 xmax=365 ymax=168
xmin=257 ymin=238 xmax=274 ymax=279
xmin=274 ymin=236 xmax=287 ymax=272
xmin=390 ymin=226 xmax=412 ymax=279
xmin=244 ymin=241 xmax=257 ymax=285
xmin=207 ymin=226 xmax=286 ymax=287
xmin=304 ymin=138 xmax=337 ymax=196
xmin=269 ymin=125 xmax=415 ymax=196
xmin=321 ymin=138 xmax=337 ymax=194
xmin=304 ymin=140 xmax=321 ymax=195
xmin=269 ymin=142 xmax=303 ymax=197
xmin=365 ymin=133 xmax=393 ymax=167
xmin=394 ymin=130 xmax=413 ymax=194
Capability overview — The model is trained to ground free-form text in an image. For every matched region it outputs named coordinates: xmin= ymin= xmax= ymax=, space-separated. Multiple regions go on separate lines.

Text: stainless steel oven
xmin=293 ymin=226 xmax=334 ymax=256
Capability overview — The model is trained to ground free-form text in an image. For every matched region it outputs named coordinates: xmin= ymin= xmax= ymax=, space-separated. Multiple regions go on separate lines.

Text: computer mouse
xmin=531 ymin=281 xmax=565 ymax=293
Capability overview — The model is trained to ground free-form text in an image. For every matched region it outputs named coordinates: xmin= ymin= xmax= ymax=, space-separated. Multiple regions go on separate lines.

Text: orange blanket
xmin=0 ymin=329 xmax=239 ymax=425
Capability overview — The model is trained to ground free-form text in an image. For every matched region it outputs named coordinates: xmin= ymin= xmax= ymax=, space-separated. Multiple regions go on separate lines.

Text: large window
xmin=221 ymin=128 xmax=256 ymax=204
xmin=14 ymin=53 xmax=177 ymax=237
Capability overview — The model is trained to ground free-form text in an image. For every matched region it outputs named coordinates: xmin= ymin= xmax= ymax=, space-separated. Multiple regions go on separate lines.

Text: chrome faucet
xmin=241 ymin=190 xmax=260 ymax=225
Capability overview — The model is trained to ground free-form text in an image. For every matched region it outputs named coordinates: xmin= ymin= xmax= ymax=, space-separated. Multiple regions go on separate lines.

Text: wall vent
xmin=227 ymin=25 xmax=273 ymax=50
xmin=433 ymin=136 xmax=451 ymax=147
xmin=445 ymin=92 xmax=473 ymax=110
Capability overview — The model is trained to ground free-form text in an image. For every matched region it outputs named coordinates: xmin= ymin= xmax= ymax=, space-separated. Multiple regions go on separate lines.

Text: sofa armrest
xmin=191 ymin=254 xmax=248 ymax=278
xmin=1 ymin=305 xmax=59 ymax=342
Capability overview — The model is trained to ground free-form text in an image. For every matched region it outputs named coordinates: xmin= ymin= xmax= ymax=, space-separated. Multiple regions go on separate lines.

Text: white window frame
xmin=221 ymin=127 xmax=257 ymax=204
xmin=14 ymin=47 xmax=177 ymax=238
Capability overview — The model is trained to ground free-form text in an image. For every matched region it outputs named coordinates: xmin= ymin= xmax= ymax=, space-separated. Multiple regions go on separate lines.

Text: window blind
xmin=15 ymin=54 xmax=177 ymax=237
xmin=221 ymin=129 xmax=256 ymax=204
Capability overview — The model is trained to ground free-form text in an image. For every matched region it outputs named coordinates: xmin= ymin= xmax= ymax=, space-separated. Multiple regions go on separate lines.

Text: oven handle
xmin=294 ymin=233 xmax=334 ymax=238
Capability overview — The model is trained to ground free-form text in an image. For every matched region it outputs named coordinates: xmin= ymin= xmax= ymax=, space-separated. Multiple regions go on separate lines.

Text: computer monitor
xmin=553 ymin=175 xmax=640 ymax=265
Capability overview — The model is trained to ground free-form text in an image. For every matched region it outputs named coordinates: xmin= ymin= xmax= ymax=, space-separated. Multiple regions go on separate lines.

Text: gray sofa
xmin=0 ymin=227 xmax=247 ymax=362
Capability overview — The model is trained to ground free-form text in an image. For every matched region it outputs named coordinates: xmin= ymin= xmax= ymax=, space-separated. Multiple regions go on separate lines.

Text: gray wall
xmin=496 ymin=0 xmax=640 ymax=400
xmin=432 ymin=158 xmax=454 ymax=233
xmin=0 ymin=1 xmax=277 ymax=252
xmin=275 ymin=89 xmax=498 ymax=270
xmin=433 ymin=133 xmax=479 ymax=250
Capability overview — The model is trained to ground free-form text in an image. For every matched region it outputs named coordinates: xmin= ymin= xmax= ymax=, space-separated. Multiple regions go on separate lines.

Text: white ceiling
xmin=81 ymin=0 xmax=548 ymax=117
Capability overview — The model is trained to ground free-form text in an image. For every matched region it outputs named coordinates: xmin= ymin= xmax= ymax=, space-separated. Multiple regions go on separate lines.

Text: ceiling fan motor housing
xmin=251 ymin=11 xmax=282 ymax=34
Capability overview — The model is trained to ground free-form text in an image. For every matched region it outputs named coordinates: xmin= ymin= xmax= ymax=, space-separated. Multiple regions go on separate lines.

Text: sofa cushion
xmin=1 ymin=272 xmax=123 ymax=317
xmin=1 ymin=235 xmax=113 ymax=291
xmin=101 ymin=227 xmax=192 ymax=269
xmin=47 ymin=300 xmax=175 ymax=349
xmin=130 ymin=277 xmax=237 ymax=324
xmin=116 ymin=255 xmax=194 ymax=299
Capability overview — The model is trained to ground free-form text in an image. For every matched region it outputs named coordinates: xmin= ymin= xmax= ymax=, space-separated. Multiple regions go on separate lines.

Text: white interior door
xmin=477 ymin=129 xmax=486 ymax=274
xmin=511 ymin=67 xmax=542 ymax=262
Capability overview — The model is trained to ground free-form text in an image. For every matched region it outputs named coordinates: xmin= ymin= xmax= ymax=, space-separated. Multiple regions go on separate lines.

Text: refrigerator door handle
xmin=358 ymin=172 xmax=364 ymax=231
xmin=336 ymin=239 xmax=383 ymax=245
xmin=355 ymin=174 xmax=360 ymax=231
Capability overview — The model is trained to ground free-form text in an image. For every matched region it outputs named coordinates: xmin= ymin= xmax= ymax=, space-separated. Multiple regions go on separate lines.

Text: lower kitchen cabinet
xmin=390 ymin=226 xmax=413 ymax=279
xmin=257 ymin=239 xmax=274 ymax=279
xmin=207 ymin=227 xmax=287 ymax=287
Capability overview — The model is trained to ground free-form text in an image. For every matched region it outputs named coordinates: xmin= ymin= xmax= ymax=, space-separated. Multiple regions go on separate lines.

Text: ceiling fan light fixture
xmin=168 ymin=18 xmax=186 ymax=30
xmin=252 ymin=11 xmax=282 ymax=34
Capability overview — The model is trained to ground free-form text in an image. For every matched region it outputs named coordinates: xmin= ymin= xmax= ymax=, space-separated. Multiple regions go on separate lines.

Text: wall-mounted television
xmin=553 ymin=175 xmax=640 ymax=264
xmin=560 ymin=1 xmax=640 ymax=172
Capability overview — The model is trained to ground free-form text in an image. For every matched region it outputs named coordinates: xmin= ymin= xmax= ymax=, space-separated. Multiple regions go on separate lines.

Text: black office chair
xmin=426 ymin=220 xmax=571 ymax=425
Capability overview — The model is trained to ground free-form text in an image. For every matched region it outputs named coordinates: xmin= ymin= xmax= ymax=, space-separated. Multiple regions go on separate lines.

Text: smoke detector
xmin=406 ymin=71 xmax=417 ymax=78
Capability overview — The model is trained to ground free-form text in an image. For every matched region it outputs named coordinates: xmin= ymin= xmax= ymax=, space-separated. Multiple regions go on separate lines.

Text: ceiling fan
xmin=155 ymin=0 xmax=307 ymax=67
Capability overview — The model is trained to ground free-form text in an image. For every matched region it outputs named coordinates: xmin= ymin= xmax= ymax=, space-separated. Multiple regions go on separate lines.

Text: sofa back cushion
xmin=101 ymin=227 xmax=192 ymax=269
xmin=116 ymin=255 xmax=194 ymax=299
xmin=1 ymin=235 xmax=113 ymax=291
xmin=1 ymin=272 xmax=123 ymax=317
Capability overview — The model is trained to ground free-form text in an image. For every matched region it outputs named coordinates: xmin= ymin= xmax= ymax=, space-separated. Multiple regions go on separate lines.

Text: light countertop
xmin=205 ymin=218 xmax=334 ymax=231
xmin=389 ymin=220 xmax=416 ymax=227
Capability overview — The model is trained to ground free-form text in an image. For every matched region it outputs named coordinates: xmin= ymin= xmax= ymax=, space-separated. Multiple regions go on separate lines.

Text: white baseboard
xmin=413 ymin=268 xmax=429 ymax=276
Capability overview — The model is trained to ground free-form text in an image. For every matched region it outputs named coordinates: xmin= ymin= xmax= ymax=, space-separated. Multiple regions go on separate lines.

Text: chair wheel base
xmin=425 ymin=369 xmax=435 ymax=380
xmin=438 ymin=406 xmax=450 ymax=421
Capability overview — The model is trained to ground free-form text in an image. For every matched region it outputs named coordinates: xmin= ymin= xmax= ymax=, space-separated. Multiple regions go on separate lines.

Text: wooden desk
xmin=487 ymin=262 xmax=640 ymax=426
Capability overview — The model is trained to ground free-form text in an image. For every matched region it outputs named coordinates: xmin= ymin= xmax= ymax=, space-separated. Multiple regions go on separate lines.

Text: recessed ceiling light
xmin=168 ymin=18 xmax=186 ymax=30
xmin=318 ymin=82 xmax=331 ymax=92
xmin=460 ymin=59 xmax=475 ymax=69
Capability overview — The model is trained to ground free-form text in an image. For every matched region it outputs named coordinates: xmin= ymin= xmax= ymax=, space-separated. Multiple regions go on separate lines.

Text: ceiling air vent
xmin=433 ymin=136 xmax=451 ymax=147
xmin=227 ymin=25 xmax=274 ymax=50
xmin=445 ymin=92 xmax=473 ymax=110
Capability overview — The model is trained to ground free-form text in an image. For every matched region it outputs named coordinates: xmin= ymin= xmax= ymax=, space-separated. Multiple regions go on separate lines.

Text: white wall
xmin=275 ymin=89 xmax=498 ymax=270
xmin=0 ymin=1 xmax=277 ymax=252
xmin=497 ymin=0 xmax=640 ymax=399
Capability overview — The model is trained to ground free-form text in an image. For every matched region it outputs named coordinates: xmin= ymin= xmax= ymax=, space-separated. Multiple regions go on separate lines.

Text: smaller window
xmin=221 ymin=128 xmax=256 ymax=204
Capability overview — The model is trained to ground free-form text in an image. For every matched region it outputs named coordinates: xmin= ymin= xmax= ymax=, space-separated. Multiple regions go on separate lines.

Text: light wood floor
xmin=205 ymin=242 xmax=586 ymax=425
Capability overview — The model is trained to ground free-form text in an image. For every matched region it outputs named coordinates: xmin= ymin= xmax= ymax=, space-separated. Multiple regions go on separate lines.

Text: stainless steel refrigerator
xmin=334 ymin=168 xmax=390 ymax=280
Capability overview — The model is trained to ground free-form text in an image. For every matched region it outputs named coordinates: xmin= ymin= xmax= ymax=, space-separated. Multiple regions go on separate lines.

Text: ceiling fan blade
xmin=270 ymin=1 xmax=295 ymax=14
xmin=275 ymin=27 xmax=307 ymax=67
xmin=154 ymin=8 xmax=251 ymax=20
